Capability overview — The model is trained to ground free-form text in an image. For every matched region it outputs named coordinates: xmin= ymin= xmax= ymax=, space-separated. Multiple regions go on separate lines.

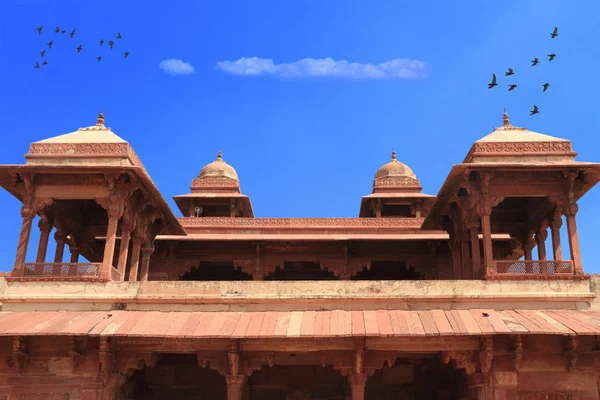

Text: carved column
xmin=565 ymin=202 xmax=583 ymax=274
xmin=448 ymin=236 xmax=462 ymax=280
xmin=535 ymin=220 xmax=549 ymax=261
xmin=520 ymin=231 xmax=535 ymax=263
xmin=69 ymin=246 xmax=80 ymax=263
xmin=117 ymin=220 xmax=134 ymax=281
xmin=13 ymin=206 xmax=38 ymax=275
xmin=550 ymin=210 xmax=563 ymax=261
xmin=35 ymin=214 xmax=51 ymax=263
xmin=348 ymin=340 xmax=367 ymax=400
xmin=128 ymin=236 xmax=143 ymax=281
xmin=139 ymin=243 xmax=154 ymax=282
xmin=469 ymin=221 xmax=482 ymax=279
xmin=103 ymin=206 xmax=122 ymax=278
xmin=227 ymin=343 xmax=247 ymax=400
xmin=480 ymin=206 xmax=494 ymax=277
xmin=53 ymin=226 xmax=66 ymax=262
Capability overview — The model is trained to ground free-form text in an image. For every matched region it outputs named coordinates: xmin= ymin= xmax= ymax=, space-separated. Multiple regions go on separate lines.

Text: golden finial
xmin=391 ymin=150 xmax=397 ymax=161
xmin=96 ymin=109 xmax=105 ymax=127
xmin=503 ymin=108 xmax=510 ymax=127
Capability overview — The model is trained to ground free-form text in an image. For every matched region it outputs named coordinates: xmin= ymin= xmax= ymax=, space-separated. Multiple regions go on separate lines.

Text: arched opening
xmin=265 ymin=262 xmax=339 ymax=281
xmin=180 ymin=261 xmax=252 ymax=281
xmin=365 ymin=356 xmax=468 ymax=400
xmin=119 ymin=354 xmax=227 ymax=399
xmin=353 ymin=261 xmax=423 ymax=280
xmin=247 ymin=364 xmax=349 ymax=399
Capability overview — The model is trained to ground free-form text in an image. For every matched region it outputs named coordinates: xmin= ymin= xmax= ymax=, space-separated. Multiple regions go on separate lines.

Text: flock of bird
xmin=488 ymin=26 xmax=559 ymax=116
xmin=34 ymin=25 xmax=129 ymax=68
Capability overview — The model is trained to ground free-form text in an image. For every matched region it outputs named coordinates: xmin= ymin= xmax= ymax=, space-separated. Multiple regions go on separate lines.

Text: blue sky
xmin=1 ymin=0 xmax=599 ymax=272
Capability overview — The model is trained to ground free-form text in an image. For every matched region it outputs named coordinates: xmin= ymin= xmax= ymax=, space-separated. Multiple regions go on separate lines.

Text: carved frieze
xmin=28 ymin=142 xmax=131 ymax=155
xmin=191 ymin=178 xmax=240 ymax=188
xmin=472 ymin=141 xmax=572 ymax=154
xmin=373 ymin=177 xmax=422 ymax=188
xmin=179 ymin=217 xmax=425 ymax=227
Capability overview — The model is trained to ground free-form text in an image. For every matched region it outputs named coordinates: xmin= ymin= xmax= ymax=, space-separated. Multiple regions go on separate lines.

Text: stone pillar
xmin=70 ymin=246 xmax=80 ymax=263
xmin=128 ymin=236 xmax=143 ymax=281
xmin=53 ymin=227 xmax=66 ymax=262
xmin=101 ymin=207 xmax=121 ymax=280
xmin=13 ymin=205 xmax=37 ymax=276
xmin=481 ymin=209 xmax=494 ymax=277
xmin=139 ymin=243 xmax=154 ymax=282
xmin=535 ymin=220 xmax=549 ymax=262
xmin=565 ymin=202 xmax=583 ymax=274
xmin=348 ymin=373 xmax=368 ymax=400
xmin=550 ymin=211 xmax=563 ymax=261
xmin=469 ymin=223 xmax=482 ymax=279
xmin=449 ymin=238 xmax=462 ymax=279
xmin=226 ymin=375 xmax=247 ymax=400
xmin=460 ymin=233 xmax=471 ymax=279
xmin=116 ymin=222 xmax=133 ymax=281
xmin=522 ymin=232 xmax=534 ymax=261
xmin=35 ymin=214 xmax=51 ymax=263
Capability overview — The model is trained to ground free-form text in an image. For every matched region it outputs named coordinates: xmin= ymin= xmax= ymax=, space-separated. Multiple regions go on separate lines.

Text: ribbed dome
xmin=374 ymin=151 xmax=417 ymax=181
xmin=197 ymin=151 xmax=239 ymax=181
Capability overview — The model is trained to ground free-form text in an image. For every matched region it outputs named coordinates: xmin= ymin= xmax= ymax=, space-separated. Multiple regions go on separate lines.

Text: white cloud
xmin=216 ymin=57 xmax=430 ymax=79
xmin=159 ymin=59 xmax=195 ymax=76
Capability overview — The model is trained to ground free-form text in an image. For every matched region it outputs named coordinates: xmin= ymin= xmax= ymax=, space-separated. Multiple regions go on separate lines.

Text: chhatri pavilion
xmin=1 ymin=111 xmax=600 ymax=399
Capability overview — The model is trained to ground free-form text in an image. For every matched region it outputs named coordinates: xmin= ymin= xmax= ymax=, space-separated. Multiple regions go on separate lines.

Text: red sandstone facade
xmin=1 ymin=111 xmax=600 ymax=398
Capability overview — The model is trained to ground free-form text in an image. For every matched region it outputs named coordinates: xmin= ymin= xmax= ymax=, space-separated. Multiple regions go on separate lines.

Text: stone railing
xmin=489 ymin=260 xmax=577 ymax=279
xmin=7 ymin=262 xmax=107 ymax=282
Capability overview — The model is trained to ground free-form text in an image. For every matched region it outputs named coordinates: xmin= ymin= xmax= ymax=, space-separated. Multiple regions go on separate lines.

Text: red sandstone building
xmin=1 ymin=111 xmax=600 ymax=399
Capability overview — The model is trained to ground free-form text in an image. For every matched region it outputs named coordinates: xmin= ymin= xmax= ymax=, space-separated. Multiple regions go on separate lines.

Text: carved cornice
xmin=28 ymin=142 xmax=130 ymax=155
xmin=373 ymin=177 xmax=422 ymax=189
xmin=180 ymin=217 xmax=425 ymax=228
xmin=470 ymin=141 xmax=573 ymax=155
xmin=191 ymin=178 xmax=240 ymax=189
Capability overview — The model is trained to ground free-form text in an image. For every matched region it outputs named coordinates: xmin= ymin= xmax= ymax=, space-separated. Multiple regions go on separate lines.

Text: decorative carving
xmin=29 ymin=142 xmax=130 ymax=155
xmin=565 ymin=336 xmax=579 ymax=372
xmin=11 ymin=337 xmax=28 ymax=373
xmin=179 ymin=217 xmax=425 ymax=228
xmin=472 ymin=141 xmax=573 ymax=154
xmin=512 ymin=335 xmax=523 ymax=371
xmin=442 ymin=351 xmax=477 ymax=375
xmin=191 ymin=178 xmax=240 ymax=188
xmin=373 ymin=177 xmax=421 ymax=188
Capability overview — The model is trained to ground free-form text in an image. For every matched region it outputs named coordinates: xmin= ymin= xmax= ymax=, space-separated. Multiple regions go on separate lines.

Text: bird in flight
xmin=97 ymin=56 xmax=102 ymax=63
xmin=42 ymin=60 xmax=48 ymax=66
xmin=99 ymin=39 xmax=104 ymax=46
xmin=55 ymin=26 xmax=60 ymax=34
xmin=530 ymin=105 xmax=539 ymax=116
xmin=77 ymin=45 xmax=83 ymax=53
xmin=40 ymin=49 xmax=46 ymax=58
xmin=34 ymin=62 xmax=40 ymax=69
xmin=117 ymin=32 xmax=122 ymax=39
xmin=108 ymin=40 xmax=114 ymax=49
xmin=551 ymin=27 xmax=558 ymax=38
xmin=61 ymin=30 xmax=66 ymax=35
xmin=124 ymin=52 xmax=130 ymax=58
xmin=47 ymin=40 xmax=54 ymax=49
xmin=531 ymin=58 xmax=539 ymax=66
xmin=508 ymin=84 xmax=517 ymax=91
xmin=70 ymin=29 xmax=76 ymax=38
xmin=505 ymin=68 xmax=514 ymax=76
xmin=37 ymin=26 xmax=43 ymax=36
xmin=548 ymin=54 xmax=556 ymax=62
xmin=488 ymin=73 xmax=498 ymax=89
xmin=542 ymin=83 xmax=550 ymax=92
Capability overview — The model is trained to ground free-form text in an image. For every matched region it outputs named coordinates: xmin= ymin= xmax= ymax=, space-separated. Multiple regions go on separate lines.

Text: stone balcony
xmin=0 ymin=276 xmax=596 ymax=313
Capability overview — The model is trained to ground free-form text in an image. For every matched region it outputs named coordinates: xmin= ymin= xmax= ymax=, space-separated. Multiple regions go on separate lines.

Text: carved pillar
xmin=69 ymin=246 xmax=80 ymax=263
xmin=565 ymin=202 xmax=583 ymax=274
xmin=550 ymin=210 xmax=563 ymax=261
xmin=53 ymin=226 xmax=66 ymax=262
xmin=448 ymin=236 xmax=462 ymax=280
xmin=13 ymin=206 xmax=37 ymax=275
xmin=102 ymin=208 xmax=121 ymax=278
xmin=227 ymin=342 xmax=247 ymax=400
xmin=480 ymin=208 xmax=494 ymax=277
xmin=535 ymin=220 xmax=549 ymax=261
xmin=348 ymin=340 xmax=367 ymax=400
xmin=139 ymin=244 xmax=154 ymax=282
xmin=35 ymin=214 xmax=51 ymax=263
xmin=460 ymin=231 xmax=471 ymax=279
xmin=469 ymin=222 xmax=482 ymax=278
xmin=522 ymin=231 xmax=535 ymax=261
xmin=117 ymin=221 xmax=134 ymax=281
xmin=128 ymin=236 xmax=143 ymax=281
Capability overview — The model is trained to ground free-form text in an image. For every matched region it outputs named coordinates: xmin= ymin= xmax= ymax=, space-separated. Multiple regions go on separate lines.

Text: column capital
xmin=141 ymin=246 xmax=154 ymax=256
xmin=20 ymin=205 xmax=36 ymax=219
xmin=348 ymin=372 xmax=368 ymax=387
xmin=69 ymin=246 xmax=80 ymax=255
xmin=37 ymin=214 xmax=51 ymax=232
xmin=565 ymin=201 xmax=578 ymax=217
xmin=54 ymin=228 xmax=66 ymax=243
